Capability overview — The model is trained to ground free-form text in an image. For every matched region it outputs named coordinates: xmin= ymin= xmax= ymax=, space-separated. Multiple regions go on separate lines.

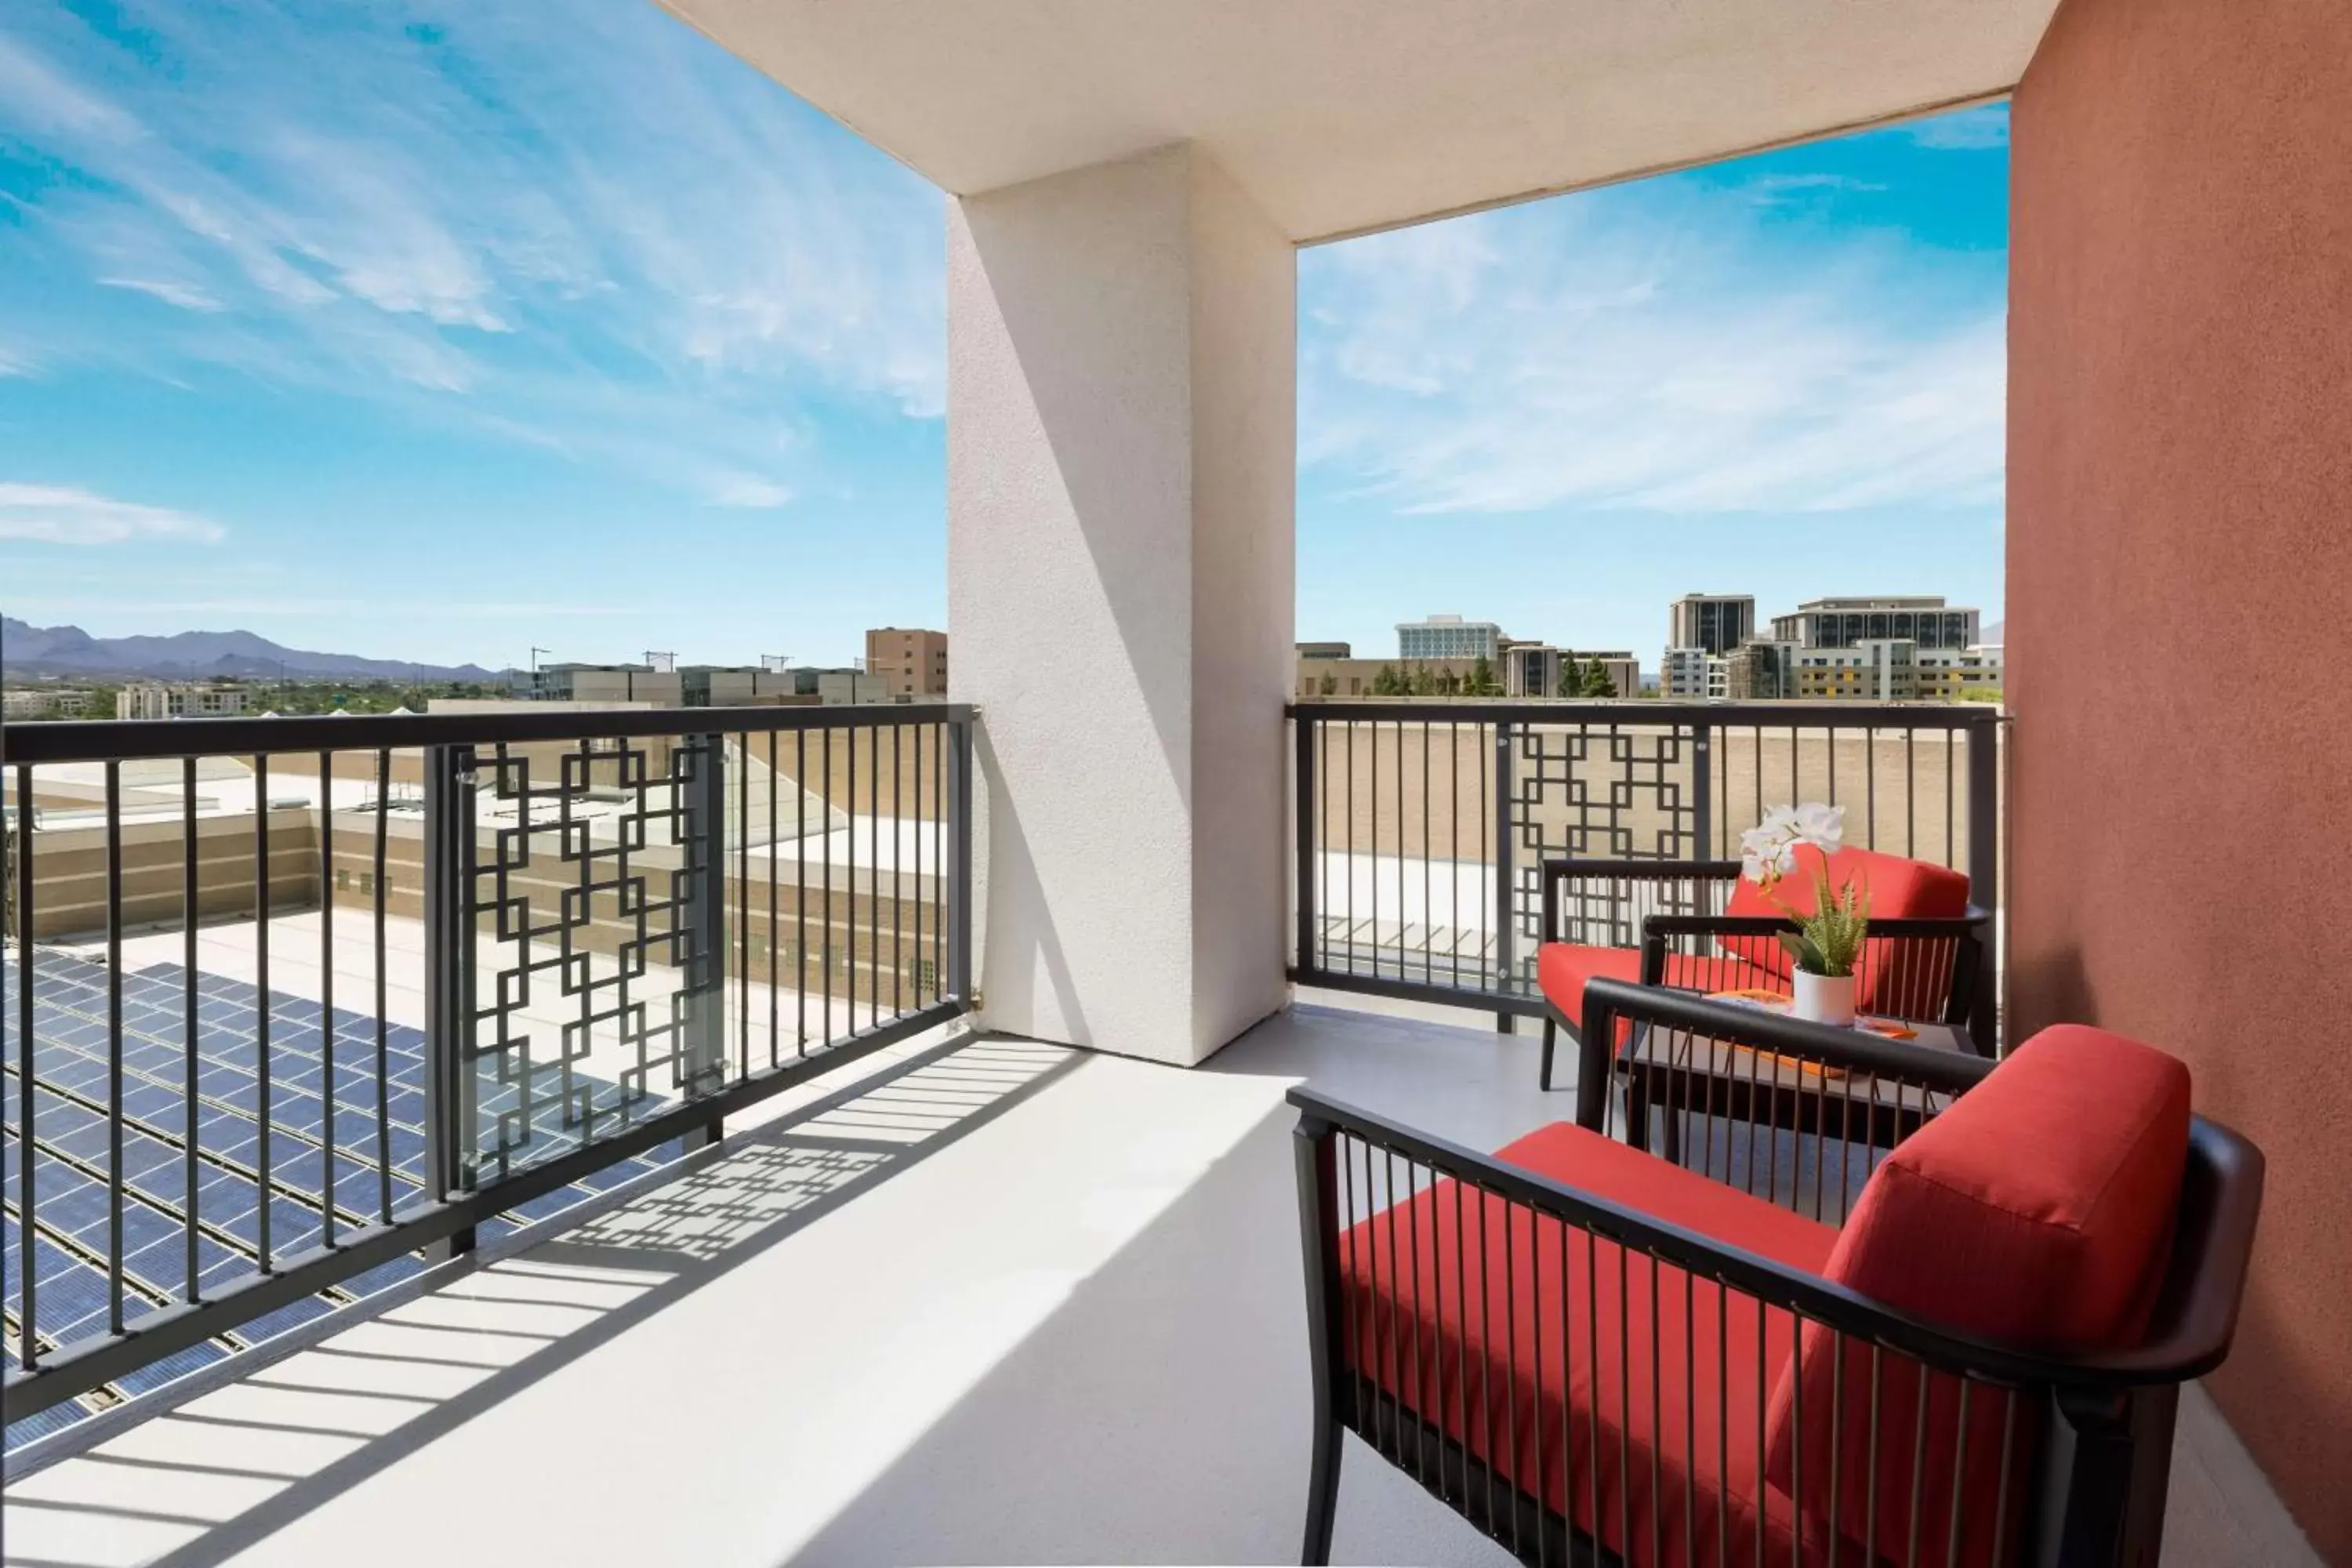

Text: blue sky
xmin=0 ymin=1 xmax=2009 ymax=671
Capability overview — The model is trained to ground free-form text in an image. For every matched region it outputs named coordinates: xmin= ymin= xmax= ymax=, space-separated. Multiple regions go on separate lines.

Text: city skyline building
xmin=1769 ymin=595 xmax=1980 ymax=650
xmin=1667 ymin=593 xmax=1756 ymax=656
xmin=1396 ymin=614 xmax=1502 ymax=662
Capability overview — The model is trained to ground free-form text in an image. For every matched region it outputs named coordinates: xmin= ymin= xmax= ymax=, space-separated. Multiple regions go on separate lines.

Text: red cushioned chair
xmin=1292 ymin=981 xmax=2263 ymax=1568
xmin=1537 ymin=846 xmax=1994 ymax=1089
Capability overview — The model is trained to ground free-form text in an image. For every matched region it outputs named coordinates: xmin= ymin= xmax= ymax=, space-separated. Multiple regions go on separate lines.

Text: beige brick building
xmin=866 ymin=627 xmax=949 ymax=701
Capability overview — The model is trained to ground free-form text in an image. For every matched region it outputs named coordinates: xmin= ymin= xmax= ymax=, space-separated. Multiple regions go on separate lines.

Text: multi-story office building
xmin=1770 ymin=596 xmax=1980 ymax=651
xmin=1660 ymin=647 xmax=1714 ymax=699
xmin=1722 ymin=639 xmax=1800 ymax=700
xmin=1668 ymin=594 xmax=1755 ymax=656
xmin=1915 ymin=643 xmax=2005 ymax=700
xmin=1397 ymin=614 xmax=1502 ymax=662
xmin=1294 ymin=641 xmax=1352 ymax=661
xmin=115 ymin=683 xmax=249 ymax=720
xmin=1792 ymin=638 xmax=1926 ymax=700
xmin=865 ymin=627 xmax=949 ymax=701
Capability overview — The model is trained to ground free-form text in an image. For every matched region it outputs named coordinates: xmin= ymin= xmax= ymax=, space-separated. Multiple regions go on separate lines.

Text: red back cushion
xmin=1721 ymin=845 xmax=1970 ymax=1012
xmin=1763 ymin=1025 xmax=2194 ymax=1565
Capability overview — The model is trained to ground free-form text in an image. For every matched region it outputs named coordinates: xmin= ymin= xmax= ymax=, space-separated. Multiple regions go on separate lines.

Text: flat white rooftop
xmin=659 ymin=0 xmax=2056 ymax=241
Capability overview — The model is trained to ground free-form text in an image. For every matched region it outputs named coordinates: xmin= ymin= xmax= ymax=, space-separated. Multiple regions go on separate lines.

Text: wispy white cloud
xmin=1744 ymin=172 xmax=1889 ymax=204
xmin=706 ymin=473 xmax=794 ymax=509
xmin=1301 ymin=187 xmax=2005 ymax=518
xmin=1904 ymin=104 xmax=2009 ymax=151
xmin=0 ymin=3 xmax=946 ymax=499
xmin=98 ymin=275 xmax=227 ymax=310
xmin=0 ymin=483 xmax=227 ymax=545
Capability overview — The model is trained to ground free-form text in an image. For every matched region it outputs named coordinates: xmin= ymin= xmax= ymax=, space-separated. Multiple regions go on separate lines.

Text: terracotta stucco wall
xmin=2009 ymin=0 xmax=2352 ymax=1557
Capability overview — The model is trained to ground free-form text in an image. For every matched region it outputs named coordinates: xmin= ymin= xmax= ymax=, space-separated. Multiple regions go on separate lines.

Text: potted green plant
xmin=1740 ymin=803 xmax=1871 ymax=1025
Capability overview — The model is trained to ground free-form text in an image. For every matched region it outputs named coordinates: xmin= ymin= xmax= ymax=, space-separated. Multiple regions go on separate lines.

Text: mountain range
xmin=1 ymin=618 xmax=498 ymax=682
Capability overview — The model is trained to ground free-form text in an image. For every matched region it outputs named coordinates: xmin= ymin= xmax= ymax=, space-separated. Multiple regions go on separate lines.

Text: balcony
xmin=0 ymin=695 xmax=2285 ymax=1566
xmin=2 ymin=0 xmax=2347 ymax=1559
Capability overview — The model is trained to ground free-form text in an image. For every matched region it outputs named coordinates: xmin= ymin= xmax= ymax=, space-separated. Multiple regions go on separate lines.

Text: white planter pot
xmin=1791 ymin=970 xmax=1857 ymax=1028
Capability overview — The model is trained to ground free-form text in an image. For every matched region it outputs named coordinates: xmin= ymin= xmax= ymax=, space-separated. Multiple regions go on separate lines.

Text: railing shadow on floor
xmin=0 ymin=1033 xmax=1079 ymax=1568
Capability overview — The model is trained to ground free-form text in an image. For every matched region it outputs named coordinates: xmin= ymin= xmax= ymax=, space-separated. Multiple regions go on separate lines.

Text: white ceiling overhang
xmin=656 ymin=0 xmax=2053 ymax=242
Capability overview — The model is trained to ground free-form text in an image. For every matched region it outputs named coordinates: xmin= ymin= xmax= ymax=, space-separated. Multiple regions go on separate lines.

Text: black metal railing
xmin=1 ymin=702 xmax=975 ymax=1436
xmin=1288 ymin=700 xmax=2002 ymax=1028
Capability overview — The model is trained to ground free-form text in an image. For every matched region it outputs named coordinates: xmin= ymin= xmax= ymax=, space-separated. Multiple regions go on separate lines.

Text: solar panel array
xmin=3 ymin=949 xmax=681 ymax=1450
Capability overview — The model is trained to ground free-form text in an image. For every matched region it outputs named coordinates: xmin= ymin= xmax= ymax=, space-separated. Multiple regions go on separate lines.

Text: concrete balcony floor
xmin=2 ymin=996 xmax=2307 ymax=1568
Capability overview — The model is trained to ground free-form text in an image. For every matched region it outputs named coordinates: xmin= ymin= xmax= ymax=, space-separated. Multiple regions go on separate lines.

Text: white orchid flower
xmin=1740 ymin=802 xmax=1842 ymax=887
xmin=1792 ymin=800 xmax=1846 ymax=855
xmin=1739 ymin=820 xmax=1799 ymax=884
xmin=1740 ymin=802 xmax=1867 ymax=973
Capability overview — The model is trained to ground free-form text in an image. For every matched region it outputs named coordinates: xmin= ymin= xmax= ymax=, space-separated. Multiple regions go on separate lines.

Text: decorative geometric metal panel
xmin=463 ymin=736 xmax=724 ymax=1185
xmin=1503 ymin=721 xmax=1704 ymax=982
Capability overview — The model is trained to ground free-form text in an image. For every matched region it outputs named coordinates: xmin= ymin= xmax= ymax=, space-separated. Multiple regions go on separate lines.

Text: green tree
xmin=1371 ymin=662 xmax=1403 ymax=696
xmin=1468 ymin=654 xmax=1498 ymax=697
xmin=1582 ymin=659 xmax=1618 ymax=699
xmin=1555 ymin=659 xmax=1577 ymax=698
xmin=1316 ymin=670 xmax=1338 ymax=698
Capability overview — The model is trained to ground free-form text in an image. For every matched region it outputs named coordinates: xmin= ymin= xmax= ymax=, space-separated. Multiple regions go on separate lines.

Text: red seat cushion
xmin=1764 ymin=1025 xmax=2194 ymax=1566
xmin=1722 ymin=846 xmax=1970 ymax=1015
xmin=1537 ymin=942 xmax=1783 ymax=1033
xmin=1339 ymin=1121 xmax=1840 ymax=1566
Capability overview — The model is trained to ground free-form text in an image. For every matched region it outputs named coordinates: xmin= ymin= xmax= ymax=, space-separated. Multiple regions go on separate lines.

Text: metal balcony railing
xmin=1 ymin=702 xmax=975 ymax=1436
xmin=1287 ymin=700 xmax=2002 ymax=1047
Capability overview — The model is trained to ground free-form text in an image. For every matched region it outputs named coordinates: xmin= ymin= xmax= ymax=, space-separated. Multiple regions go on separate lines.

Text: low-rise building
xmin=3 ymin=687 xmax=98 ymax=720
xmin=1294 ymin=641 xmax=1351 ymax=661
xmin=115 ymin=683 xmax=249 ymax=720
xmin=1499 ymin=641 xmax=1560 ymax=699
xmin=797 ymin=668 xmax=891 ymax=706
xmin=1294 ymin=657 xmax=1481 ymax=699
xmin=527 ymin=663 xmax=684 ymax=705
xmin=1519 ymin=645 xmax=1640 ymax=699
xmin=680 ymin=666 xmax=800 ymax=706
xmin=1566 ymin=650 xmax=1642 ymax=699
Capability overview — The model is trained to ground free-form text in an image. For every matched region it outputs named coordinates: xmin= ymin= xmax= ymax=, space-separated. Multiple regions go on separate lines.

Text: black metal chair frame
xmin=1537 ymin=858 xmax=1995 ymax=1088
xmin=1292 ymin=978 xmax=2263 ymax=1568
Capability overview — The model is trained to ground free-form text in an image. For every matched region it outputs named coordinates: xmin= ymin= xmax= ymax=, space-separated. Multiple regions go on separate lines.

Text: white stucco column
xmin=948 ymin=143 xmax=1295 ymax=1067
